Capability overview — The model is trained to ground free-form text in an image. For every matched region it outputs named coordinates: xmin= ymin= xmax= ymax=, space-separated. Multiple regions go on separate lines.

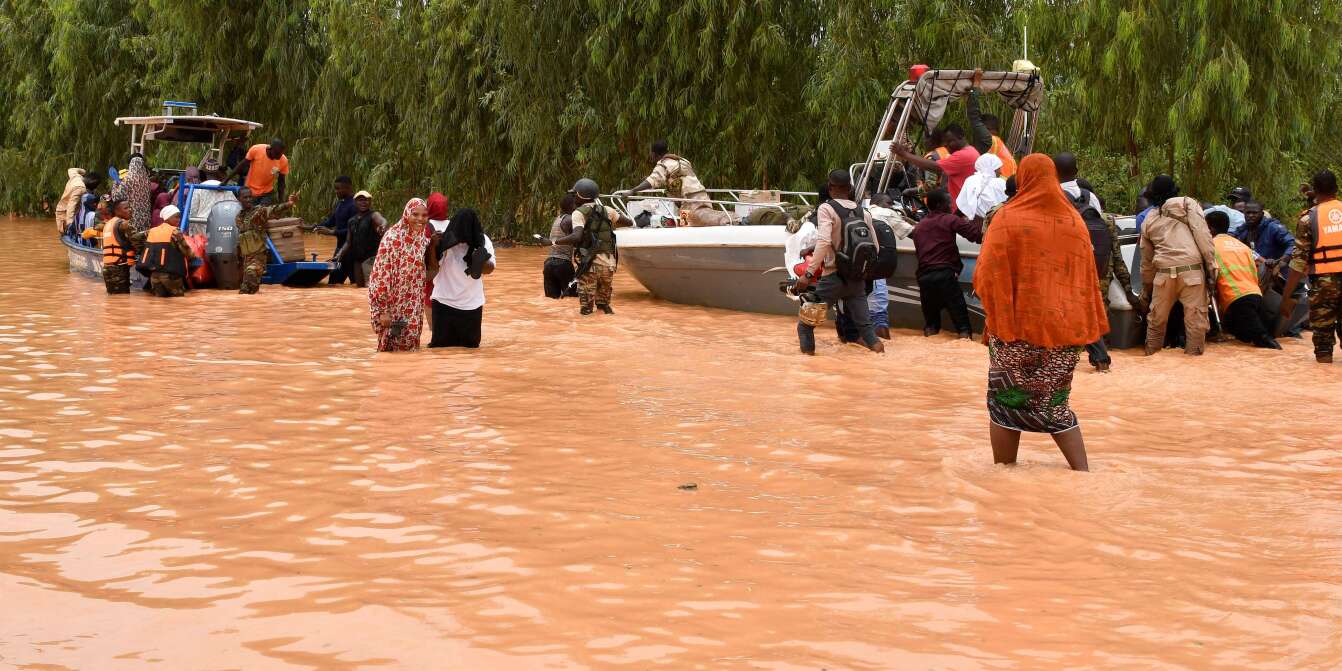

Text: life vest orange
xmin=1212 ymin=235 xmax=1262 ymax=312
xmin=102 ymin=219 xmax=135 ymax=266
xmin=990 ymin=136 xmax=1017 ymax=178
xmin=139 ymin=223 xmax=188 ymax=277
xmin=932 ymin=147 xmax=950 ymax=160
xmin=1307 ymin=198 xmax=1342 ymax=274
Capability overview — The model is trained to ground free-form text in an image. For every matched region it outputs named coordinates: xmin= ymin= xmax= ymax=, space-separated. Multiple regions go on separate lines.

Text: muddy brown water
xmin=2 ymin=217 xmax=1340 ymax=670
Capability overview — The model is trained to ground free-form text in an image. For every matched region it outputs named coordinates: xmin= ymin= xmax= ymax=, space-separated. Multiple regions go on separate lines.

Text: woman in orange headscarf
xmin=972 ymin=154 xmax=1109 ymax=471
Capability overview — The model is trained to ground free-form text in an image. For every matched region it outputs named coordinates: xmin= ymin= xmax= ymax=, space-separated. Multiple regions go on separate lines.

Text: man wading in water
xmin=235 ymin=187 xmax=300 ymax=294
xmin=552 ymin=179 xmax=632 ymax=315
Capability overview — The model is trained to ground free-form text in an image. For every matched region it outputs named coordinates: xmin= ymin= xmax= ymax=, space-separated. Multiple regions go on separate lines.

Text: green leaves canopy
xmin=3 ymin=0 xmax=1340 ymax=230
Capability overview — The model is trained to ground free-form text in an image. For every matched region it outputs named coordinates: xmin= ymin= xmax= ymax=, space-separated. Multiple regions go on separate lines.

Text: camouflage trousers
xmin=102 ymin=264 xmax=131 ymax=294
xmin=150 ymin=272 xmax=187 ymax=297
xmin=577 ymin=265 xmax=615 ymax=310
xmin=1308 ymin=273 xmax=1342 ymax=357
xmin=239 ymin=250 xmax=268 ymax=294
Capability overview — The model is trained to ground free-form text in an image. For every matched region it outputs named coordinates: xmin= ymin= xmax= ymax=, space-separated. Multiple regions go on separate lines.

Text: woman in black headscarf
xmin=427 ymin=208 xmax=495 ymax=348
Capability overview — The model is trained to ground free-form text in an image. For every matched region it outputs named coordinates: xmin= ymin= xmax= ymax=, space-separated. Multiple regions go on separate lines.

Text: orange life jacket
xmin=1307 ymin=198 xmax=1342 ymax=274
xmin=990 ymin=136 xmax=1017 ymax=178
xmin=140 ymin=223 xmax=188 ymax=277
xmin=1212 ymin=234 xmax=1262 ymax=312
xmin=102 ymin=219 xmax=135 ymax=266
xmin=932 ymin=147 xmax=950 ymax=160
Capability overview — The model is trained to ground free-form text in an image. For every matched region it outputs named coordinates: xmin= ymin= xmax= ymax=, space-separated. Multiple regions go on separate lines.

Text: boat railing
xmin=600 ymin=189 xmax=813 ymax=226
xmin=177 ymin=183 xmax=240 ymax=234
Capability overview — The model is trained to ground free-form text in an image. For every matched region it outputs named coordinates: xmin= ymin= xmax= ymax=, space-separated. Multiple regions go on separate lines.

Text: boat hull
xmin=63 ymin=235 xmax=147 ymax=289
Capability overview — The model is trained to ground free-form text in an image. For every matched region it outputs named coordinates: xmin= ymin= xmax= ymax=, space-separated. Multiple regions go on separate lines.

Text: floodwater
xmin=1 ymin=216 xmax=1340 ymax=670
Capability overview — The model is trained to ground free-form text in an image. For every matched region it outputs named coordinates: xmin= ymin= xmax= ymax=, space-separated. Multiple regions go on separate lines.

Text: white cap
xmin=159 ymin=205 xmax=181 ymax=222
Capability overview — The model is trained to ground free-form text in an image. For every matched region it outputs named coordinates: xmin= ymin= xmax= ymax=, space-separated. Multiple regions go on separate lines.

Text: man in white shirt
xmin=428 ymin=208 xmax=495 ymax=348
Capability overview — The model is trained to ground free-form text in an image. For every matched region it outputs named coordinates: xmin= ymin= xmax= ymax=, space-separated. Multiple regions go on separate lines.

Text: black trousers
xmin=543 ymin=257 xmax=575 ymax=299
xmin=917 ymin=268 xmax=971 ymax=334
xmin=328 ymin=232 xmax=349 ymax=284
xmin=1224 ymin=294 xmax=1278 ymax=346
xmin=428 ymin=301 xmax=483 ymax=348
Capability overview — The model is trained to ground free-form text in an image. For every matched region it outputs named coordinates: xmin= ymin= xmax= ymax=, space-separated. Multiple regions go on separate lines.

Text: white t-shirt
xmin=1061 ymin=180 xmax=1104 ymax=213
xmin=431 ymin=235 xmax=495 ymax=310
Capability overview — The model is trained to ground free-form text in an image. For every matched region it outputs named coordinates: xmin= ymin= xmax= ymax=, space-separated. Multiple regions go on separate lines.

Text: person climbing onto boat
xmin=973 ymin=154 xmax=1109 ymax=472
xmin=367 ymin=198 xmax=433 ymax=352
xmin=613 ymin=140 xmax=734 ymax=227
xmin=1282 ymin=170 xmax=1342 ymax=363
xmin=1204 ymin=210 xmax=1281 ymax=349
xmin=543 ymin=192 xmax=578 ymax=299
xmin=1139 ymin=175 xmax=1218 ymax=356
xmin=554 ymin=178 xmax=633 ymax=315
xmin=225 ymin=138 xmax=289 ymax=205
xmin=136 ymin=205 xmax=196 ymax=298
xmin=981 ymin=114 xmax=1017 ymax=179
xmin=895 ymin=70 xmax=994 ymax=209
xmin=97 ymin=198 xmax=138 ymax=295
xmin=333 ymin=191 xmax=387 ymax=288
xmin=235 ymin=187 xmax=300 ymax=295
xmin=791 ymin=169 xmax=884 ymax=355
xmin=55 ymin=168 xmax=88 ymax=234
xmin=910 ymin=189 xmax=982 ymax=339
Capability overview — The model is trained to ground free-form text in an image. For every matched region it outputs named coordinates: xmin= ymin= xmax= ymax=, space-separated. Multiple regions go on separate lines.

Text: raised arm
xmin=966 ymin=70 xmax=993 ymax=154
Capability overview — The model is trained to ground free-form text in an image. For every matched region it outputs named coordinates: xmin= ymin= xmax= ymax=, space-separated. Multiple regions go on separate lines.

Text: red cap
xmin=908 ymin=64 xmax=930 ymax=82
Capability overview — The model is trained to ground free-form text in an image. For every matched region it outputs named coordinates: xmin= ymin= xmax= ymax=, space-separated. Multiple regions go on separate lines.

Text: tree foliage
xmin=3 ymin=0 xmax=1340 ymax=231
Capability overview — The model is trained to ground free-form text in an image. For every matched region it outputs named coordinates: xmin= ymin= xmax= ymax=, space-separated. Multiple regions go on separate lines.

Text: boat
xmin=609 ymin=67 xmax=1043 ymax=325
xmin=60 ymin=100 xmax=331 ymax=288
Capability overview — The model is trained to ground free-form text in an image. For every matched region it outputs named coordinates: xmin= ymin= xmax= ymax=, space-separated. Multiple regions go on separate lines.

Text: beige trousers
xmin=1146 ymin=269 xmax=1209 ymax=354
xmin=684 ymin=206 xmax=737 ymax=227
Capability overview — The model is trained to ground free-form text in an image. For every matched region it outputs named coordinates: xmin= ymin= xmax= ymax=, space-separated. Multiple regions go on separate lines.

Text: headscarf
xmin=112 ymin=155 xmax=153 ymax=233
xmin=955 ymin=153 xmax=1007 ymax=218
xmin=184 ymin=167 xmax=202 ymax=185
xmin=151 ymin=190 xmax=173 ymax=227
xmin=426 ymin=192 xmax=449 ymax=221
xmin=398 ymin=197 xmax=427 ymax=228
xmin=972 ymin=154 xmax=1109 ymax=348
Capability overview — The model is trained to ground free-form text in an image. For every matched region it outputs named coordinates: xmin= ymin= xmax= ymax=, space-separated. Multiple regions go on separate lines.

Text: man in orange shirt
xmin=225 ymin=138 xmax=290 ymax=204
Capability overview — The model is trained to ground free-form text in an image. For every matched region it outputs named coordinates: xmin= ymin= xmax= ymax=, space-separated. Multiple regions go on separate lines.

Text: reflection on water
xmin=2 ymin=217 xmax=1341 ymax=670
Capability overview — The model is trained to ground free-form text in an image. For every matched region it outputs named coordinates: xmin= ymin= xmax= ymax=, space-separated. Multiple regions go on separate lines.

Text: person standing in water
xmin=1282 ymin=170 xmax=1342 ymax=363
xmin=136 ymin=205 xmax=196 ymax=297
xmin=973 ymin=154 xmax=1109 ymax=472
xmin=1139 ymin=175 xmax=1218 ymax=356
xmin=235 ymin=187 xmax=300 ymax=294
xmin=791 ymin=169 xmax=884 ymax=355
xmin=544 ymin=192 xmax=578 ymax=299
xmin=367 ymin=198 xmax=433 ymax=352
xmin=613 ymin=140 xmax=734 ymax=227
xmin=333 ymin=190 xmax=387 ymax=288
xmin=313 ymin=176 xmax=357 ymax=285
xmin=428 ymin=208 xmax=495 ymax=348
xmin=97 ymin=198 xmax=138 ymax=294
xmin=552 ymin=179 xmax=632 ymax=315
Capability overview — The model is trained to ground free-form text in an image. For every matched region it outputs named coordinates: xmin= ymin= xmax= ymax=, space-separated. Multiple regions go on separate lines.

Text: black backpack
xmin=829 ymin=201 xmax=891 ymax=282
xmin=1070 ymin=188 xmax=1112 ymax=281
xmin=867 ymin=218 xmax=900 ymax=280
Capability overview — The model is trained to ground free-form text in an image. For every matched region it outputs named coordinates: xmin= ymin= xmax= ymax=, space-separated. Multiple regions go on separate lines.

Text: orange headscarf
xmin=972 ymin=154 xmax=1109 ymax=348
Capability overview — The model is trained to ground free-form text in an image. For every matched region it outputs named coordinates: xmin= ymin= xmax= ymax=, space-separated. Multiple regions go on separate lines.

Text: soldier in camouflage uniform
xmin=235 ymin=187 xmax=300 ymax=294
xmin=1282 ymin=170 xmax=1342 ymax=363
xmin=552 ymin=178 xmax=632 ymax=315
xmin=614 ymin=140 xmax=736 ymax=227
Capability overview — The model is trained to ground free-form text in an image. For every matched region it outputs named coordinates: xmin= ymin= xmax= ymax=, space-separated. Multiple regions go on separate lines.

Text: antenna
xmin=1023 ymin=25 xmax=1028 ymax=61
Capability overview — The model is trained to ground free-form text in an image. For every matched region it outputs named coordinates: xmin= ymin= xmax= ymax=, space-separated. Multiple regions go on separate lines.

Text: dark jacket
xmin=321 ymin=196 xmax=358 ymax=236
xmin=911 ymin=211 xmax=984 ymax=276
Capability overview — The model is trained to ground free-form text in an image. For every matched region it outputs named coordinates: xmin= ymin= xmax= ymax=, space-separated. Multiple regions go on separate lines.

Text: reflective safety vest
xmin=140 ymin=223 xmax=188 ymax=277
xmin=102 ymin=219 xmax=135 ymax=266
xmin=1308 ymin=198 xmax=1342 ymax=274
xmin=1212 ymin=234 xmax=1262 ymax=312
xmin=989 ymin=135 xmax=1017 ymax=178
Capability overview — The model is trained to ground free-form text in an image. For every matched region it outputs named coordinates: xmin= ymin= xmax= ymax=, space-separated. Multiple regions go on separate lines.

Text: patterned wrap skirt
xmin=986 ymin=337 xmax=1082 ymax=434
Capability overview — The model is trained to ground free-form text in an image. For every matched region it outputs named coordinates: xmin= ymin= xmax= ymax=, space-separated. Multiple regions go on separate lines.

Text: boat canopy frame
xmin=115 ymin=101 xmax=263 ymax=168
xmin=600 ymin=189 xmax=815 ymax=225
xmin=854 ymin=68 xmax=1043 ymax=201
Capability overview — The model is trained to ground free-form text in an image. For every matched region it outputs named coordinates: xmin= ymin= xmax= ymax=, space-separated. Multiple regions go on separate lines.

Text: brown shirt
xmin=1140 ymin=196 xmax=1216 ymax=281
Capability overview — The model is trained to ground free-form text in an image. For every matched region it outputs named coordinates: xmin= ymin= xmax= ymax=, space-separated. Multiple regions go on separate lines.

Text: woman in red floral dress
xmin=367 ymin=198 xmax=432 ymax=352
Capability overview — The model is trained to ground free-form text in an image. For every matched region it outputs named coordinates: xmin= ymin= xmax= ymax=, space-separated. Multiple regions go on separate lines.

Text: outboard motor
xmin=207 ymin=200 xmax=243 ymax=290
